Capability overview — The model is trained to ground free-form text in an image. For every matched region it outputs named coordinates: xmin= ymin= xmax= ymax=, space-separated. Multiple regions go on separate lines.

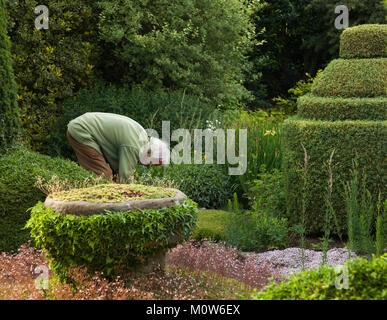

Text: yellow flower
xmin=264 ymin=130 xmax=276 ymax=136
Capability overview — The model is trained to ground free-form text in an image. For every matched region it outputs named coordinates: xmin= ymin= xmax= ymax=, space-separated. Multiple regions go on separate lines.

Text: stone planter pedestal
xmin=43 ymin=187 xmax=187 ymax=273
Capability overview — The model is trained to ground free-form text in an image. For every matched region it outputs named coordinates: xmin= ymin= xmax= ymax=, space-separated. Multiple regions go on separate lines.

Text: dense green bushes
xmin=0 ymin=0 xmax=19 ymax=149
xmin=245 ymin=167 xmax=286 ymax=217
xmin=298 ymin=94 xmax=387 ymax=121
xmin=224 ymin=210 xmax=288 ymax=251
xmin=49 ymin=85 xmax=215 ymax=160
xmin=0 ymin=147 xmax=102 ymax=252
xmin=96 ymin=0 xmax=254 ymax=106
xmin=5 ymin=0 xmax=99 ymax=152
xmin=251 ymin=254 xmax=387 ymax=300
xmin=311 ymin=59 xmax=387 ymax=98
xmin=282 ymin=118 xmax=387 ymax=234
xmin=163 ymin=164 xmax=234 ymax=209
xmin=224 ymin=172 xmax=289 ymax=252
xmin=340 ymin=24 xmax=387 ymax=59
xmin=26 ymin=200 xmax=198 ymax=280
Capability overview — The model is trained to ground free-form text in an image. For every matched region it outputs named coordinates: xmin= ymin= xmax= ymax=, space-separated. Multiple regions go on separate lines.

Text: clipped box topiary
xmin=298 ymin=94 xmax=387 ymax=121
xmin=311 ymin=58 xmax=387 ymax=98
xmin=340 ymin=24 xmax=387 ymax=59
xmin=26 ymin=183 xmax=198 ymax=281
xmin=282 ymin=24 xmax=387 ymax=235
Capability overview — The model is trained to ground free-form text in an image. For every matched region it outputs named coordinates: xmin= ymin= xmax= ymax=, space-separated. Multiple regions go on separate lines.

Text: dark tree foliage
xmin=303 ymin=0 xmax=386 ymax=72
xmin=245 ymin=0 xmax=386 ymax=108
xmin=245 ymin=0 xmax=311 ymax=108
xmin=0 ymin=0 xmax=19 ymax=149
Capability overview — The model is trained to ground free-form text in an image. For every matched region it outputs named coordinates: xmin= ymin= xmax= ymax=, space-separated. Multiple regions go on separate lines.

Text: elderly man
xmin=67 ymin=112 xmax=169 ymax=183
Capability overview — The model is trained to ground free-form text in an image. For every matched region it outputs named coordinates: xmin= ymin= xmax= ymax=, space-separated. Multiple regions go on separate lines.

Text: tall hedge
xmin=282 ymin=24 xmax=387 ymax=235
xmin=0 ymin=0 xmax=19 ymax=149
xmin=5 ymin=0 xmax=99 ymax=153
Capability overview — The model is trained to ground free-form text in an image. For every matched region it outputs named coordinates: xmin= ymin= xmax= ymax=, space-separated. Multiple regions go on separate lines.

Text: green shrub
xmin=48 ymin=85 xmax=215 ymax=160
xmin=6 ymin=0 xmax=99 ymax=152
xmin=163 ymin=164 xmax=234 ymax=209
xmin=245 ymin=166 xmax=286 ymax=217
xmin=192 ymin=210 xmax=231 ymax=242
xmin=298 ymin=94 xmax=387 ymax=121
xmin=0 ymin=0 xmax=20 ymax=149
xmin=224 ymin=210 xmax=288 ymax=251
xmin=282 ymin=118 xmax=387 ymax=235
xmin=340 ymin=24 xmax=387 ymax=59
xmin=0 ymin=147 xmax=102 ymax=252
xmin=26 ymin=200 xmax=198 ymax=280
xmin=311 ymin=58 xmax=387 ymax=98
xmin=95 ymin=0 xmax=254 ymax=106
xmin=250 ymin=254 xmax=387 ymax=300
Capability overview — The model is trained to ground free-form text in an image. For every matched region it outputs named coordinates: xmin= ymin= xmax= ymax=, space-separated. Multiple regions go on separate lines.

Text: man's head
xmin=139 ymin=137 xmax=170 ymax=167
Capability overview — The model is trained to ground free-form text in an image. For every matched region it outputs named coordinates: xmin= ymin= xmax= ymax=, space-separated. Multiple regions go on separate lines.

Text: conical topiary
xmin=0 ymin=0 xmax=20 ymax=149
xmin=282 ymin=24 xmax=387 ymax=235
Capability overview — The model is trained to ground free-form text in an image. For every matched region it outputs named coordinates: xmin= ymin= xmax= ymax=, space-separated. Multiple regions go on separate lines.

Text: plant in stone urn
xmin=282 ymin=24 xmax=387 ymax=235
xmin=25 ymin=183 xmax=198 ymax=281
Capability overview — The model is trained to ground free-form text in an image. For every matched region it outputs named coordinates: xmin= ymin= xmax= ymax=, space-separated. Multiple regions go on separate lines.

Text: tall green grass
xmin=218 ymin=109 xmax=284 ymax=198
xmin=344 ymin=164 xmax=385 ymax=256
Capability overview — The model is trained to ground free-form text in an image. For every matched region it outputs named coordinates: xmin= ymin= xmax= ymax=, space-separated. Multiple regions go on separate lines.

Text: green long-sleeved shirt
xmin=67 ymin=112 xmax=149 ymax=183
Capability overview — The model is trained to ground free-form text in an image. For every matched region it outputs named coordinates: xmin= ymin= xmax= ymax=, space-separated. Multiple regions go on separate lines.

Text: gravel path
xmin=253 ymin=247 xmax=357 ymax=277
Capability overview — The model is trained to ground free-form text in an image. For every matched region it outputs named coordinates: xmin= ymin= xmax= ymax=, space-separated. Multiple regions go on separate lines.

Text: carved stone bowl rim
xmin=44 ymin=187 xmax=188 ymax=216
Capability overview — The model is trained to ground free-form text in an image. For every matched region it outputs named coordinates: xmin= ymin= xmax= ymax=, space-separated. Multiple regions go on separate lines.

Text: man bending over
xmin=67 ymin=112 xmax=169 ymax=183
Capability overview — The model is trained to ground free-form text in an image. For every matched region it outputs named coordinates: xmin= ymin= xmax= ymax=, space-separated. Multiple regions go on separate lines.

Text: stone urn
xmin=43 ymin=183 xmax=189 ymax=273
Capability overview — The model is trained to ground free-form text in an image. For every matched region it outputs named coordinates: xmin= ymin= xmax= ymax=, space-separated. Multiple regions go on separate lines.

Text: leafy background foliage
xmin=0 ymin=0 xmax=19 ymax=149
xmin=95 ymin=0 xmax=255 ymax=107
xmin=5 ymin=0 xmax=100 ymax=152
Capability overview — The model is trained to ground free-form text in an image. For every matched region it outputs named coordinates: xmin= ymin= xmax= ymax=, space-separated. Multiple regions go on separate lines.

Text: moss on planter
xmin=49 ymin=183 xmax=176 ymax=203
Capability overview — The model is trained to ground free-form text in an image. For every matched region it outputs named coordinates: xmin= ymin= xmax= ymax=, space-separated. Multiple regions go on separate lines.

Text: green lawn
xmin=192 ymin=209 xmax=231 ymax=242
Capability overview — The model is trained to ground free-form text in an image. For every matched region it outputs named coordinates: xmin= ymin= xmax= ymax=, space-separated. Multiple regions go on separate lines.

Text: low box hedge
xmin=282 ymin=117 xmax=387 ymax=235
xmin=297 ymin=94 xmax=387 ymax=121
xmin=340 ymin=24 xmax=387 ymax=59
xmin=0 ymin=146 xmax=104 ymax=252
xmin=311 ymin=58 xmax=387 ymax=98
xmin=26 ymin=200 xmax=198 ymax=280
xmin=250 ymin=253 xmax=387 ymax=300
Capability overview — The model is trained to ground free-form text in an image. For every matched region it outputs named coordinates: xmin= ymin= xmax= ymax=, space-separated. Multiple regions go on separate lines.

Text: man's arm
xmin=118 ymin=146 xmax=139 ymax=183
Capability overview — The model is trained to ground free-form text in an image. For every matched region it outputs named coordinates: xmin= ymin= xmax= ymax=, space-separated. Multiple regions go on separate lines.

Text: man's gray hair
xmin=139 ymin=137 xmax=170 ymax=165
